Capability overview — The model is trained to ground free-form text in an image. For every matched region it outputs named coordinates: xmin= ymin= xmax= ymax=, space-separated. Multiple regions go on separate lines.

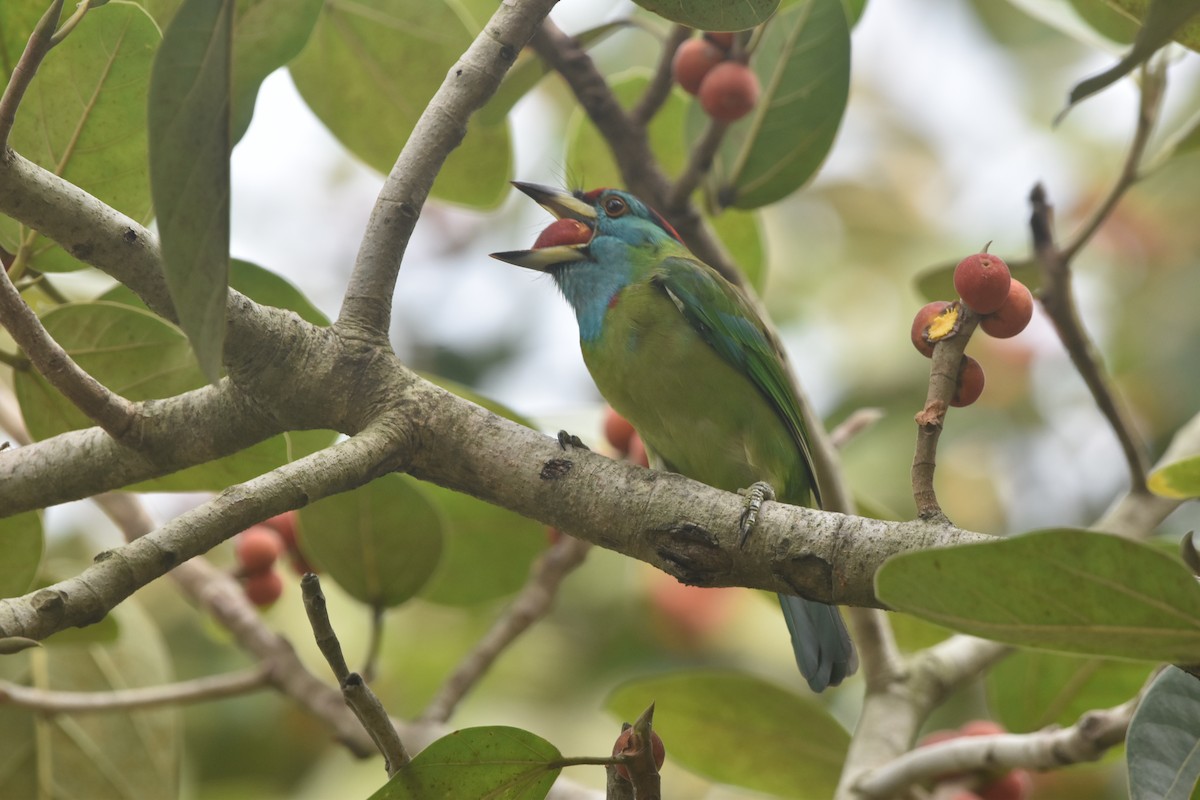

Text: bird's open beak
xmin=490 ymin=182 xmax=596 ymax=272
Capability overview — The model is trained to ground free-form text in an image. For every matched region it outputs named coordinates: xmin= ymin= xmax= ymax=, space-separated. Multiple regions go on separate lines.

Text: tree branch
xmin=338 ymin=0 xmax=561 ymax=336
xmin=421 ymin=535 xmax=591 ymax=724
xmin=0 ymin=667 xmax=270 ymax=713
xmin=630 ymin=24 xmax=690 ymax=126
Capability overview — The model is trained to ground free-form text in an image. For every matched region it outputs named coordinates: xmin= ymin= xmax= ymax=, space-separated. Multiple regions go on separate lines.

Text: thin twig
xmin=855 ymin=695 xmax=1139 ymax=798
xmin=361 ymin=604 xmax=385 ymax=683
xmin=666 ymin=118 xmax=729 ymax=211
xmin=911 ymin=305 xmax=979 ymax=520
xmin=1030 ymin=183 xmax=1150 ymax=493
xmin=0 ymin=0 xmax=64 ymax=147
xmin=302 ymin=574 xmax=410 ymax=775
xmin=0 ymin=666 xmax=270 ymax=713
xmin=630 ymin=25 xmax=691 ymax=126
xmin=829 ymin=408 xmax=884 ymax=450
xmin=420 ymin=535 xmax=591 ymax=723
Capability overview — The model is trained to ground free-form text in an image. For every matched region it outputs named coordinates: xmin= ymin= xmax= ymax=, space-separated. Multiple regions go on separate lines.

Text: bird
xmin=491 ymin=182 xmax=857 ymax=692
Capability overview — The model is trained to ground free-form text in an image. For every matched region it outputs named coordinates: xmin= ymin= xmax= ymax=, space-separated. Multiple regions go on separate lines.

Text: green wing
xmin=652 ymin=256 xmax=822 ymax=506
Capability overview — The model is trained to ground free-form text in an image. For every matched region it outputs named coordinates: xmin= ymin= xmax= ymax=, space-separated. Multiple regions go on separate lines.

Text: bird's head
xmin=490 ymin=182 xmax=684 ymax=274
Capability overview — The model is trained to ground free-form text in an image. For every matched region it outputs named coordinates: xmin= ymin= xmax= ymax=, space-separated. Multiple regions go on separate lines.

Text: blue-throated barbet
xmin=492 ymin=183 xmax=857 ymax=691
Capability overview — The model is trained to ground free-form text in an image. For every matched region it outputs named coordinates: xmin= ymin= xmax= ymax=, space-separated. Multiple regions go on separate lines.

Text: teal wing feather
xmin=651 ymin=256 xmax=821 ymax=507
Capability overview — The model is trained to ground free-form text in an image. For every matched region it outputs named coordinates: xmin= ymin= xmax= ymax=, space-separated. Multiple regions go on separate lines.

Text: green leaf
xmin=1127 ymin=667 xmax=1200 ymax=800
xmin=914 ymin=256 xmax=1040 ymax=303
xmin=231 ymin=0 xmax=323 ymax=143
xmin=632 ymin=0 xmax=780 ymax=30
xmin=606 ymin=670 xmax=848 ymax=797
xmin=0 ymin=2 xmax=159 ymax=272
xmin=1064 ymin=0 xmax=1200 ymax=113
xmin=1148 ymin=455 xmax=1200 ymax=499
xmin=876 ymin=528 xmax=1200 ymax=662
xmin=566 ymin=70 xmax=688 ymax=186
xmin=298 ymin=474 xmax=444 ymax=608
xmin=148 ymin=0 xmax=234 ymax=383
xmin=702 ymin=0 xmax=850 ymax=210
xmin=1111 ymin=0 xmax=1200 ymax=50
xmin=288 ymin=0 xmax=511 ymax=208
xmin=14 ymin=302 xmax=206 ymax=441
xmin=0 ymin=512 xmax=43 ymax=598
xmin=369 ymin=726 xmax=561 ymax=800
xmin=708 ymin=208 xmax=766 ymax=291
xmin=987 ymin=651 xmax=1152 ymax=732
xmin=0 ymin=597 xmax=179 ymax=799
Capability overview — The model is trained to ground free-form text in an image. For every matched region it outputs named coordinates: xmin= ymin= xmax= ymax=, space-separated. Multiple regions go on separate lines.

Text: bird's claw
xmin=738 ymin=481 xmax=776 ymax=546
xmin=557 ymin=430 xmax=588 ymax=451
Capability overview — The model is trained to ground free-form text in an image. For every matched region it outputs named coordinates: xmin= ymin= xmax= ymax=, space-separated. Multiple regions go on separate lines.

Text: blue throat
xmin=554 ymin=237 xmax=634 ymax=342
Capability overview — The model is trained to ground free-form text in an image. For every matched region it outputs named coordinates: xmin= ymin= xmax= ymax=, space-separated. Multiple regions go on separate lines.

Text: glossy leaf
xmin=0 ymin=3 xmax=158 ymax=273
xmin=1127 ymin=667 xmax=1200 ymax=800
xmin=148 ymin=0 xmax=234 ymax=382
xmin=289 ymin=0 xmax=511 ymax=208
xmin=703 ymin=0 xmax=851 ymax=209
xmin=607 ymin=670 xmax=848 ymax=797
xmin=1064 ymin=0 xmax=1200 ymax=114
xmin=876 ymin=528 xmax=1200 ymax=662
xmin=915 ymin=255 xmax=1040 ymax=304
xmin=230 ymin=0 xmax=323 ymax=143
xmin=1148 ymin=455 xmax=1200 ymax=499
xmin=369 ymin=726 xmax=560 ymax=800
xmin=632 ymin=0 xmax=779 ymax=30
xmin=0 ymin=597 xmax=179 ymax=799
xmin=987 ymin=650 xmax=1152 ymax=732
xmin=0 ymin=512 xmax=43 ymax=598
xmin=298 ymin=474 xmax=444 ymax=608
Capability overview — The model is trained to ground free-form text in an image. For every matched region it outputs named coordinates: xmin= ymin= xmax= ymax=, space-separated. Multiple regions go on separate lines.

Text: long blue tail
xmin=778 ymin=594 xmax=857 ymax=692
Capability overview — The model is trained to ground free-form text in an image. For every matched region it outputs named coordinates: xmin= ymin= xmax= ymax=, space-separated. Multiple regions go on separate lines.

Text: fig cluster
xmin=917 ymin=720 xmax=1033 ymax=800
xmin=911 ymin=252 xmax=1033 ymax=407
xmin=672 ymin=33 xmax=760 ymax=122
xmin=232 ymin=512 xmax=314 ymax=607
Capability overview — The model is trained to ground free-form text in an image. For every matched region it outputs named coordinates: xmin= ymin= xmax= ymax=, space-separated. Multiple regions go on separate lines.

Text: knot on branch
xmin=651 ymin=522 xmax=730 ymax=584
xmin=774 ymin=553 xmax=837 ymax=602
xmin=539 ymin=458 xmax=573 ymax=480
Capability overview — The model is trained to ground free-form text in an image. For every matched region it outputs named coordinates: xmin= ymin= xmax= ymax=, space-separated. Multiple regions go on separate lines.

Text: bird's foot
xmin=738 ymin=481 xmax=776 ymax=546
xmin=557 ymin=430 xmax=589 ymax=451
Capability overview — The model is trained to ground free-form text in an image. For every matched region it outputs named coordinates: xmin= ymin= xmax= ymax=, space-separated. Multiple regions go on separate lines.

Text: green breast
xmin=581 ymin=281 xmax=812 ymax=505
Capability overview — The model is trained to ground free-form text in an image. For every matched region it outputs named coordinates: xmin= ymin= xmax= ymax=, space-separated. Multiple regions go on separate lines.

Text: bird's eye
xmin=603 ymin=196 xmax=627 ymax=217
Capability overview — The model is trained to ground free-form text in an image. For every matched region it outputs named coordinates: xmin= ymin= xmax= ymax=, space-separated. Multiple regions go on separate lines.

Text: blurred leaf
xmin=479 ymin=22 xmax=625 ymax=126
xmin=0 ymin=512 xmax=42 ymax=599
xmin=289 ymin=0 xmax=511 ymax=208
xmin=987 ymin=651 xmax=1152 ymax=732
xmin=148 ymin=0 xmax=234 ymax=382
xmin=1066 ymin=0 xmax=1139 ymax=43
xmin=0 ymin=3 xmax=158 ymax=272
xmin=298 ymin=474 xmax=444 ymax=608
xmin=1110 ymin=0 xmax=1200 ymax=50
xmin=369 ymin=726 xmax=560 ymax=800
xmin=14 ymin=302 xmax=205 ymax=441
xmin=567 ymin=70 xmax=689 ymax=188
xmin=703 ymin=0 xmax=851 ymax=210
xmin=1148 ymin=455 xmax=1200 ymax=499
xmin=1064 ymin=0 xmax=1200 ymax=114
xmin=0 ymin=638 xmax=41 ymax=655
xmin=41 ymin=615 xmax=120 ymax=646
xmin=607 ymin=670 xmax=848 ymax=797
xmin=1127 ymin=666 xmax=1200 ymax=800
xmin=231 ymin=0 xmax=323 ymax=143
xmin=914 ymin=256 xmax=1040 ymax=304
xmin=889 ymin=611 xmax=953 ymax=652
xmin=876 ymin=529 xmax=1200 ymax=662
xmin=0 ymin=597 xmax=178 ymax=799
xmin=841 ymin=0 xmax=867 ymax=25
xmin=632 ymin=0 xmax=779 ymax=29
xmin=709 ymin=208 xmax=766 ymax=291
